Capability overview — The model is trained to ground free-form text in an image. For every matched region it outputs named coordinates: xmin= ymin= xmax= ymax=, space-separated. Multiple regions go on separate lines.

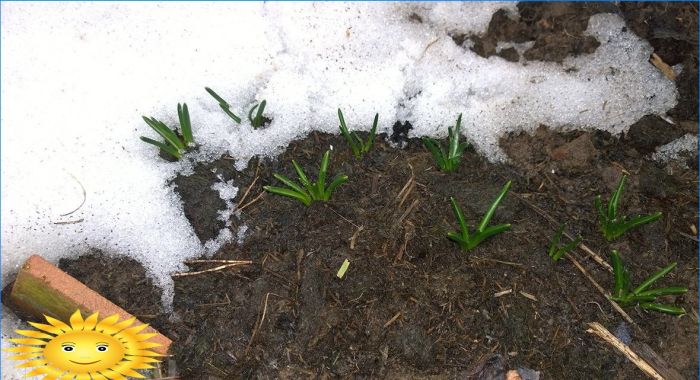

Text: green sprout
xmin=609 ymin=250 xmax=687 ymax=315
xmin=263 ymin=150 xmax=348 ymax=206
xmin=448 ymin=181 xmax=512 ymax=251
xmin=205 ymin=87 xmax=241 ymax=124
xmin=595 ymin=175 xmax=662 ymax=241
xmin=248 ymin=100 xmax=269 ymax=129
xmin=547 ymin=224 xmax=582 ymax=262
xmin=422 ymin=114 xmax=469 ymax=172
xmin=338 ymin=109 xmax=378 ymax=159
xmin=140 ymin=103 xmax=193 ymax=160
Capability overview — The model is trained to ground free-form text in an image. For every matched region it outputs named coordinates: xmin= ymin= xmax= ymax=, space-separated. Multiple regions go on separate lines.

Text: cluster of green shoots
xmin=546 ymin=175 xmax=678 ymax=314
xmin=610 ymin=250 xmax=687 ymax=315
xmin=422 ymin=114 xmax=469 ymax=172
xmin=338 ymin=109 xmax=378 ymax=159
xmin=137 ymin=97 xmax=684 ymax=315
xmin=547 ymin=224 xmax=582 ymax=262
xmin=263 ymin=150 xmax=348 ymax=206
xmin=447 ymin=181 xmax=512 ymax=251
xmin=595 ymin=175 xmax=662 ymax=241
xmin=140 ymin=103 xmax=193 ymax=160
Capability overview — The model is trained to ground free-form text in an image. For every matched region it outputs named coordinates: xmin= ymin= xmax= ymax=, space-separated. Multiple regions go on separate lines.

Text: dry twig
xmin=172 ymin=260 xmax=252 ymax=277
xmin=587 ymin=322 xmax=663 ymax=380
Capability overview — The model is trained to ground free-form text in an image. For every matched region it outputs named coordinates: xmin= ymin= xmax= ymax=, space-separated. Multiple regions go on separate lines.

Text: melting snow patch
xmin=237 ymin=225 xmax=249 ymax=245
xmin=652 ymin=134 xmax=698 ymax=165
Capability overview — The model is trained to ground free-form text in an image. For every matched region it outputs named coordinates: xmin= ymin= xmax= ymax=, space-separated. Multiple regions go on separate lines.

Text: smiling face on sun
xmin=5 ymin=310 xmax=162 ymax=378
xmin=43 ymin=330 xmax=126 ymax=372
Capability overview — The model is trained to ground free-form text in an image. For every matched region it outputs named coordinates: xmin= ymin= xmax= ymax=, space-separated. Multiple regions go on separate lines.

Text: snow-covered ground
xmin=1 ymin=3 xmax=681 ymax=377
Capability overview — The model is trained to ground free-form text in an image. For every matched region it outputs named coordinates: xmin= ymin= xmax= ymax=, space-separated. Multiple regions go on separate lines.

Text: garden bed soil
xmin=56 ymin=3 xmax=697 ymax=379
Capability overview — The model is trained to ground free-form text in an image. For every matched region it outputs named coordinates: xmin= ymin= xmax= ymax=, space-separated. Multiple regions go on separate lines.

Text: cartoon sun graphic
xmin=6 ymin=310 xmax=162 ymax=379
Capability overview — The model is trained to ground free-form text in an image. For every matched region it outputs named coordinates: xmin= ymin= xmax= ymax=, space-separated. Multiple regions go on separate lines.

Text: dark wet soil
xmin=53 ymin=3 xmax=697 ymax=379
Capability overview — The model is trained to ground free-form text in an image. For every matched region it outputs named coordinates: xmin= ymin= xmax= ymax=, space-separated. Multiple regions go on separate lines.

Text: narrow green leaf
xmin=448 ymin=114 xmax=462 ymax=159
xmin=205 ymin=87 xmax=229 ymax=107
xmin=221 ymin=106 xmax=242 ymax=124
xmin=318 ymin=150 xmax=330 ymax=195
xmin=639 ymin=303 xmax=686 ymax=315
xmin=621 ymin=212 xmax=662 ymax=232
xmin=450 ymin=197 xmax=469 ymax=240
xmin=422 ymin=137 xmax=447 ymax=171
xmin=263 ymin=186 xmax=311 ymax=206
xmin=636 ymin=287 xmax=688 ymax=298
xmin=447 ymin=231 xmax=467 ymax=245
xmin=548 ymin=224 xmax=565 ymax=258
xmin=178 ymin=103 xmax=193 ymax=145
xmin=325 ymin=174 xmax=348 ymax=199
xmin=610 ymin=250 xmax=628 ymax=298
xmin=558 ymin=235 xmax=582 ymax=257
xmin=478 ymin=181 xmax=512 ymax=232
xmin=248 ymin=103 xmax=259 ymax=124
xmin=272 ymin=173 xmax=306 ymax=195
xmin=291 ymin=160 xmax=312 ymax=191
xmin=338 ymin=109 xmax=360 ymax=157
xmin=633 ymin=261 xmax=678 ymax=295
xmin=366 ymin=113 xmax=378 ymax=151
xmin=143 ymin=116 xmax=185 ymax=151
xmin=255 ymin=100 xmax=267 ymax=128
xmin=472 ymin=223 xmax=510 ymax=245
xmin=140 ymin=137 xmax=181 ymax=159
xmin=609 ymin=175 xmax=626 ymax=220
xmin=594 ymin=196 xmax=606 ymax=222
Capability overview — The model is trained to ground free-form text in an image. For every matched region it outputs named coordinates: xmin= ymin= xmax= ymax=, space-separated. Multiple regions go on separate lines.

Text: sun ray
xmin=28 ymin=322 xmax=65 ymax=336
xmin=25 ymin=367 xmax=52 ymax=378
xmin=95 ymin=314 xmax=120 ymax=332
xmin=16 ymin=329 xmax=55 ymax=340
xmin=110 ymin=362 xmax=145 ymax=378
xmin=68 ymin=310 xmax=86 ymax=331
xmin=16 ymin=358 xmax=48 ymax=368
xmin=109 ymin=317 xmax=137 ymax=333
xmin=83 ymin=312 xmax=99 ymax=331
xmin=44 ymin=316 xmax=72 ymax=333
xmin=99 ymin=370 xmax=127 ymax=380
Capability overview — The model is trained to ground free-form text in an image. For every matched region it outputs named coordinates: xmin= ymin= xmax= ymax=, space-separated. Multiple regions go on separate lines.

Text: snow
xmin=652 ymin=134 xmax=698 ymax=165
xmin=0 ymin=3 xmax=680 ymax=376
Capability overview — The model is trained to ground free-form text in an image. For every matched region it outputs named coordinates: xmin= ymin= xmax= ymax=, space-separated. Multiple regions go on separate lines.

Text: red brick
xmin=9 ymin=254 xmax=171 ymax=355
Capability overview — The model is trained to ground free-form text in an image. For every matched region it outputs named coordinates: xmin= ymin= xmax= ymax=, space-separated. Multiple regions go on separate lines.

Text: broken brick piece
xmin=9 ymin=254 xmax=171 ymax=355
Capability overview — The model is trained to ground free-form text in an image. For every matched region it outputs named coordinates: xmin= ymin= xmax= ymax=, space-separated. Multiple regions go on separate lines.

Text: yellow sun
xmin=6 ymin=310 xmax=162 ymax=379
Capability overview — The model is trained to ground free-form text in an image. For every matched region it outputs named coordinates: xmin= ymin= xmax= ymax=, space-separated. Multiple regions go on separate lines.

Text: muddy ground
xmin=57 ymin=3 xmax=698 ymax=379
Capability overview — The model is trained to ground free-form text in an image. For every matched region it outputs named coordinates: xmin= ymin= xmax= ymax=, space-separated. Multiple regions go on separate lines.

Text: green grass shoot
xmin=205 ymin=87 xmax=241 ymax=124
xmin=595 ymin=175 xmax=662 ymax=241
xmin=263 ymin=150 xmax=348 ymax=206
xmin=422 ymin=113 xmax=469 ymax=172
xmin=248 ymin=100 xmax=268 ymax=129
xmin=140 ymin=102 xmax=193 ymax=160
xmin=338 ymin=108 xmax=378 ymax=159
xmin=609 ymin=250 xmax=687 ymax=315
xmin=547 ymin=224 xmax=582 ymax=262
xmin=448 ymin=180 xmax=512 ymax=251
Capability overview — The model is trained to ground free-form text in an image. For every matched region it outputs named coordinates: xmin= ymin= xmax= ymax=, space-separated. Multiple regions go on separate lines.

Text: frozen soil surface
xmin=57 ymin=3 xmax=698 ymax=379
